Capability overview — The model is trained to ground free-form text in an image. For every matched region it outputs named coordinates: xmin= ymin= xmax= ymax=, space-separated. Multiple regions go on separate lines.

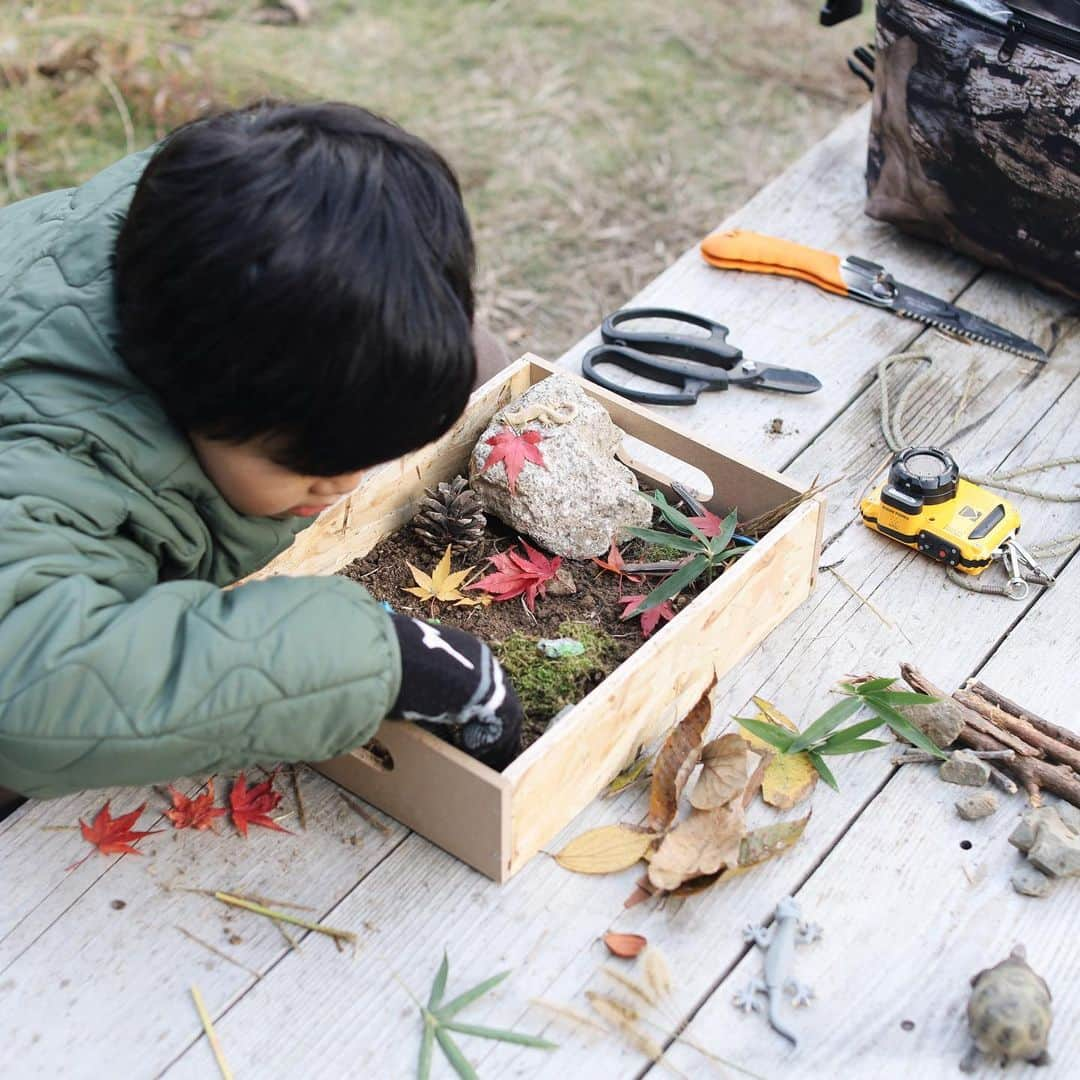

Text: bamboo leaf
xmin=605 ymin=754 xmax=651 ymax=797
xmin=442 ymin=1021 xmax=558 ymax=1049
xmin=435 ymin=1028 xmax=479 ymax=1080
xmin=630 ymin=554 xmax=709 ymax=615
xmin=735 ymin=715 xmax=795 ymax=752
xmin=428 ymin=952 xmax=450 ymax=1010
xmin=859 ymin=690 xmax=939 ymax=707
xmin=554 ymin=824 xmax=655 ymax=874
xmin=436 ymin=971 xmax=511 ymax=1019
xmin=807 ymin=751 xmax=839 ymax=791
xmin=816 ymin=738 xmax=888 ymax=756
xmin=705 ymin=510 xmax=738 ymax=557
xmin=787 ymin=697 xmax=863 ymax=753
xmin=621 ymin=527 xmax=703 ymax=553
xmin=859 ymin=695 xmax=948 ymax=758
xmin=418 ymin=1018 xmax=435 ymax=1080
xmin=844 ymin=676 xmax=897 ymax=694
xmin=821 ymin=717 xmax=885 ymax=745
xmin=651 ymin=490 xmax=708 ymax=542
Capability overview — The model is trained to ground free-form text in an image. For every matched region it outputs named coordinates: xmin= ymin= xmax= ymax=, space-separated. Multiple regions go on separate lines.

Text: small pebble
xmin=110 ymin=899 xmax=126 ymax=911
xmin=955 ymin=792 xmax=999 ymax=820
xmin=1011 ymin=866 xmax=1053 ymax=898
xmin=940 ymin=749 xmax=991 ymax=787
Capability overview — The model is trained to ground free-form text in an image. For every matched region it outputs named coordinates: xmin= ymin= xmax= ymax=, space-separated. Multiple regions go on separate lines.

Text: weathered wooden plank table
xmin=2 ymin=104 xmax=1077 ymax=1079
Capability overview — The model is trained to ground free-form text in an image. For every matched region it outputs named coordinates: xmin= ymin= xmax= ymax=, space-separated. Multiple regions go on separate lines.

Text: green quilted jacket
xmin=0 ymin=151 xmax=401 ymax=798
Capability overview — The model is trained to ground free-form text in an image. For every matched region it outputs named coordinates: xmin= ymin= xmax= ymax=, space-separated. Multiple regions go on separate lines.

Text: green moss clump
xmin=493 ymin=620 xmax=619 ymax=726
xmin=640 ymin=542 xmax=690 ymax=562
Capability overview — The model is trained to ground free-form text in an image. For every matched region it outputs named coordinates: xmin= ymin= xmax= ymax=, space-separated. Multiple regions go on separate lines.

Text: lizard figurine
xmin=733 ymin=895 xmax=821 ymax=1048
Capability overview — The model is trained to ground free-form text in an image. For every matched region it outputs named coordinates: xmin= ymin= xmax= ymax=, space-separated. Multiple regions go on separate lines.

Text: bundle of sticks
xmin=900 ymin=663 xmax=1080 ymax=809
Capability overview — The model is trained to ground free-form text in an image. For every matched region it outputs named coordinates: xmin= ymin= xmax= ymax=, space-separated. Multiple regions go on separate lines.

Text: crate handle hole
xmin=353 ymin=738 xmax=395 ymax=773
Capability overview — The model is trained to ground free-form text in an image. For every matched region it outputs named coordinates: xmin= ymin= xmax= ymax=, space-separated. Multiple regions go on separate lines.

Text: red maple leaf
xmin=165 ymin=779 xmax=226 ymax=831
xmin=68 ymin=800 xmax=161 ymax=870
xmin=467 ymin=540 xmax=561 ymax=612
xmin=686 ymin=509 xmax=725 ymax=537
xmin=479 ymin=428 xmax=546 ymax=495
xmin=229 ymin=772 xmax=292 ymax=837
xmin=592 ymin=541 xmax=643 ymax=591
xmin=619 ymin=594 xmax=677 ymax=638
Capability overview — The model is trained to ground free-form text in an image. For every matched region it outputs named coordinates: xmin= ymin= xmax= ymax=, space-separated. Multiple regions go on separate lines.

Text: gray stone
xmin=955 ymin=792 xmax=999 ymax=820
xmin=1009 ymin=807 xmax=1064 ymax=853
xmin=1053 ymin=800 xmax=1080 ymax=836
xmin=903 ymin=700 xmax=966 ymax=749
xmin=939 ymin=750 xmax=991 ymax=787
xmin=1027 ymin=814 xmax=1080 ymax=878
xmin=1011 ymin=866 xmax=1053 ymax=898
xmin=470 ymin=375 xmax=652 ymax=558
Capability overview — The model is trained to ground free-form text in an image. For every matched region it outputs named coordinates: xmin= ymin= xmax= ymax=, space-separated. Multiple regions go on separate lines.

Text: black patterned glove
xmin=388 ymin=614 xmax=522 ymax=769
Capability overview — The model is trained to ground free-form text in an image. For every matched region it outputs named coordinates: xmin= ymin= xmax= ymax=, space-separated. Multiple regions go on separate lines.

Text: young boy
xmin=0 ymin=101 xmax=523 ymax=805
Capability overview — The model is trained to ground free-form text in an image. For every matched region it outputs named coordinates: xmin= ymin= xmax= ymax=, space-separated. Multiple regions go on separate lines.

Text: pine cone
xmin=411 ymin=475 xmax=488 ymax=554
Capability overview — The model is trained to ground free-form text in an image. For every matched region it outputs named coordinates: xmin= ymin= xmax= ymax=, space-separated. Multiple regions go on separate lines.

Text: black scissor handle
xmin=581 ymin=344 xmax=729 ymax=405
xmin=602 ymin=307 xmax=743 ymax=367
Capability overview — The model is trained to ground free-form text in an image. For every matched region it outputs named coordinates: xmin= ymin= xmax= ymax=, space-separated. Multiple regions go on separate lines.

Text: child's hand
xmin=388 ymin=614 xmax=522 ymax=769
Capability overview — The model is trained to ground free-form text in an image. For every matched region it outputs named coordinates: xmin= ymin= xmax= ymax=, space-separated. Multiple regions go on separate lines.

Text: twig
xmin=339 ymin=792 xmax=391 ymax=834
xmin=40 ymin=825 xmax=80 ymax=831
xmin=176 ymin=926 xmax=262 ymax=980
xmin=290 ymin=765 xmax=308 ymax=831
xmin=827 ymin=565 xmax=907 ymax=638
xmin=892 ymin=749 xmax=1015 ymax=765
xmin=955 ymin=690 xmax=1080 ymax=771
xmin=191 ymin=985 xmax=234 ymax=1080
xmin=92 ymin=67 xmax=136 ymax=155
xmin=964 ymin=680 xmax=1080 ymax=754
xmin=213 ymin=892 xmax=357 ymax=944
xmin=739 ymin=476 xmax=842 ymax=538
xmin=275 ymin=919 xmax=301 ymax=952
xmin=622 ymin=560 xmax=688 ymax=575
xmin=167 ymin=884 xmax=316 ymax=911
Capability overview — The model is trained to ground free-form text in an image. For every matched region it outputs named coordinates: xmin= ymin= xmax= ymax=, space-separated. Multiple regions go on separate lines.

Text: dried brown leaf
xmin=623 ymin=875 xmax=655 ymax=909
xmin=742 ymin=751 xmax=769 ymax=808
xmin=554 ymin=825 xmax=654 ymax=874
xmin=688 ymin=733 xmax=748 ymax=810
xmin=603 ymin=932 xmax=648 ymax=958
xmin=647 ymin=802 xmax=744 ymax=892
xmin=646 ymin=674 xmax=717 ymax=832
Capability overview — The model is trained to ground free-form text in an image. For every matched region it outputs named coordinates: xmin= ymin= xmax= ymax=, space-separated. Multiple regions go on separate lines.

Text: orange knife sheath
xmin=700 ymin=229 xmax=849 ymax=296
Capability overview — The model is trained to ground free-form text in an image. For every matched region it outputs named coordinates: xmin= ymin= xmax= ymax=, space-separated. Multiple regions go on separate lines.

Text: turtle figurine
xmin=961 ymin=945 xmax=1052 ymax=1072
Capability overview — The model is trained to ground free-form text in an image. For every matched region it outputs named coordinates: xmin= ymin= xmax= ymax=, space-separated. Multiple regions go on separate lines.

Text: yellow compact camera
xmin=860 ymin=446 xmax=1020 ymax=576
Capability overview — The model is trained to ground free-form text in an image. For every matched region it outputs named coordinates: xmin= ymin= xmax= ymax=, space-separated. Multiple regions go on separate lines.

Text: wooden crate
xmin=250 ymin=356 xmax=823 ymax=881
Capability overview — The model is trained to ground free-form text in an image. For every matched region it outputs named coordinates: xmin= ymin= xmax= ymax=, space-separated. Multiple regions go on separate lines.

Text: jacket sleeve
xmin=0 ymin=519 xmax=402 ymax=799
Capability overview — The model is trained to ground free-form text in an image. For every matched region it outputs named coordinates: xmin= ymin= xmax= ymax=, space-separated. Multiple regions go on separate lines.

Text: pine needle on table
xmin=191 ymin=984 xmax=234 ymax=1080
xmin=213 ymin=892 xmax=356 ymax=945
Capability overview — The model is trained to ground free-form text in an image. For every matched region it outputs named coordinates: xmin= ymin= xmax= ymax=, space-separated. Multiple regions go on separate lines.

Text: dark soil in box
xmin=339 ymin=523 xmax=673 ymax=752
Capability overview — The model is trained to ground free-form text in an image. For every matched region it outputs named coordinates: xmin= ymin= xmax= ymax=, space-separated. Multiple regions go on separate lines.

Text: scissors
xmin=581 ymin=308 xmax=822 ymax=405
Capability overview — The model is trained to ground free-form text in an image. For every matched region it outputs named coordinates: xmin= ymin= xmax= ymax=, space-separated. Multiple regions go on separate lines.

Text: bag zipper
xmin=927 ymin=0 xmax=1080 ymax=61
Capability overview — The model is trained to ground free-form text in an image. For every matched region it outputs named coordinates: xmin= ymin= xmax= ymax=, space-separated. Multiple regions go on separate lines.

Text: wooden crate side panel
xmin=248 ymin=359 xmax=535 ymax=581
xmin=313 ymin=721 xmax=512 ymax=881
xmin=524 ymin=357 xmax=804 ymax=517
xmin=504 ymin=498 xmax=822 ymax=876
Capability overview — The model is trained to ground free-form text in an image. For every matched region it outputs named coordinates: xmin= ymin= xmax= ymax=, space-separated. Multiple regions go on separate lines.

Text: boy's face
xmin=191 ymin=433 xmax=364 ymax=519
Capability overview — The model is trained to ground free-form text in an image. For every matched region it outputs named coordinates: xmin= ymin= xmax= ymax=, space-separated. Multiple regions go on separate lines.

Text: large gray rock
xmin=1011 ymin=867 xmax=1053 ymax=898
xmin=1009 ymin=805 xmax=1080 ymax=878
xmin=470 ymin=375 xmax=652 ymax=558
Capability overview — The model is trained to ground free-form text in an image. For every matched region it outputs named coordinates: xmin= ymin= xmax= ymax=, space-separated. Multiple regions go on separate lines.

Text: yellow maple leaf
xmin=738 ymin=696 xmax=817 ymax=810
xmin=402 ymin=545 xmax=481 ymax=607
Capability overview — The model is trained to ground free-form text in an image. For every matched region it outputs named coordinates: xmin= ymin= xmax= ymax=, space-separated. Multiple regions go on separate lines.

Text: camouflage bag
xmin=866 ymin=0 xmax=1080 ymax=298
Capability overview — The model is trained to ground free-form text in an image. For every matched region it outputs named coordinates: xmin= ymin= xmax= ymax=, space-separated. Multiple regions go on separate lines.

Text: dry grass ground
xmin=1 ymin=0 xmax=872 ymax=360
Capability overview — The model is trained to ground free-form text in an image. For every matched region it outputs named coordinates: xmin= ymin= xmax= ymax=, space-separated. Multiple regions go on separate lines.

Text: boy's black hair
xmin=114 ymin=101 xmax=476 ymax=476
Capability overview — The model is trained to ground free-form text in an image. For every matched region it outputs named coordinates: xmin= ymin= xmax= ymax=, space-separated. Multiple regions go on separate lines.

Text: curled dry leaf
xmin=689 ymin=733 xmax=748 ymax=810
xmin=669 ymin=811 xmax=812 ymax=897
xmin=647 ymin=802 xmax=744 ymax=892
xmin=623 ymin=875 xmax=655 ymax=909
xmin=646 ymin=674 xmax=717 ymax=832
xmin=737 ymin=812 xmax=812 ymax=869
xmin=603 ymin=932 xmax=648 ymax=959
xmin=739 ymin=697 xmax=817 ymax=810
xmin=554 ymin=824 xmax=654 ymax=874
